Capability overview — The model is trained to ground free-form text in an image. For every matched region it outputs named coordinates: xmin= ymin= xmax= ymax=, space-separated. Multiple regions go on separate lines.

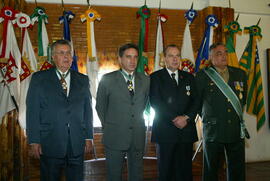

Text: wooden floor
xmin=28 ymin=155 xmax=270 ymax=181
xmin=83 ymin=158 xmax=270 ymax=181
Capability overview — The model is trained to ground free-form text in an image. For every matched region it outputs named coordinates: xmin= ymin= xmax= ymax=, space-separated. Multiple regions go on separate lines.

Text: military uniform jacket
xmin=195 ymin=66 xmax=247 ymax=143
xmin=150 ymin=68 xmax=199 ymax=143
xmin=96 ymin=70 xmax=150 ymax=151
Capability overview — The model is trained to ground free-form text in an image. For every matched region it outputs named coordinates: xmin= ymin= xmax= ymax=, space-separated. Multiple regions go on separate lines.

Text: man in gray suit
xmin=26 ymin=39 xmax=93 ymax=181
xmin=96 ymin=43 xmax=150 ymax=181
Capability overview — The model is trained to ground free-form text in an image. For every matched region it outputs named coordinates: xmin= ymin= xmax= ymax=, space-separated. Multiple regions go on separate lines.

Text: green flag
xmin=136 ymin=5 xmax=150 ymax=73
xmin=239 ymin=25 xmax=265 ymax=130
xmin=224 ymin=21 xmax=242 ymax=68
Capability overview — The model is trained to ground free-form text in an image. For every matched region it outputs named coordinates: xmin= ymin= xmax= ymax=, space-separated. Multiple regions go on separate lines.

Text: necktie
xmin=60 ymin=74 xmax=68 ymax=95
xmin=171 ymin=73 xmax=177 ymax=86
xmin=127 ymin=74 xmax=134 ymax=97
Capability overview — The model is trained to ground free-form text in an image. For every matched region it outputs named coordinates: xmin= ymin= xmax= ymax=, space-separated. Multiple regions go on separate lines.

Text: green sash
xmin=204 ymin=67 xmax=249 ymax=139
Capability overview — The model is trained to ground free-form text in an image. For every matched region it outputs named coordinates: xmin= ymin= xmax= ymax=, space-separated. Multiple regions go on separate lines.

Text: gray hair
xmin=51 ymin=39 xmax=71 ymax=56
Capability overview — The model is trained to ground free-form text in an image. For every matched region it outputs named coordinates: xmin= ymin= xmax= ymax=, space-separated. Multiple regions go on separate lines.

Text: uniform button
xmin=67 ymin=110 xmax=71 ymax=114
xmin=227 ymin=109 xmax=231 ymax=112
xmin=131 ymin=115 xmax=134 ymax=118
xmin=131 ymin=102 xmax=134 ymax=105
xmin=227 ymin=99 xmax=230 ymax=102
xmin=129 ymin=126 xmax=133 ymax=129
xmin=228 ymin=120 xmax=231 ymax=124
xmin=210 ymin=89 xmax=213 ymax=92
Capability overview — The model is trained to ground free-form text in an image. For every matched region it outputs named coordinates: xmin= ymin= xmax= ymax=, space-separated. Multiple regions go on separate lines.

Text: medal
xmin=239 ymin=92 xmax=243 ymax=100
xmin=186 ymin=85 xmax=190 ymax=96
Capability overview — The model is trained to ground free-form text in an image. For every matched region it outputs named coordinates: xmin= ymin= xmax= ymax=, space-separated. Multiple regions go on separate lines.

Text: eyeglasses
xmin=54 ymin=51 xmax=72 ymax=57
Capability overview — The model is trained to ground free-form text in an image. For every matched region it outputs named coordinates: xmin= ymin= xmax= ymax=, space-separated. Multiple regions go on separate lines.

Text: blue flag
xmin=195 ymin=15 xmax=219 ymax=72
xmin=59 ymin=10 xmax=78 ymax=71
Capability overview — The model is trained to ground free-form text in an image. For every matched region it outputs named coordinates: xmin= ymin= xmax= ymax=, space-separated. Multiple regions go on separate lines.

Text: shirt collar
xmin=166 ymin=68 xmax=178 ymax=76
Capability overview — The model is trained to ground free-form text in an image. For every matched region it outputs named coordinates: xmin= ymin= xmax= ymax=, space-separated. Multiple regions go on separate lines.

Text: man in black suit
xmin=26 ymin=39 xmax=93 ymax=181
xmin=195 ymin=42 xmax=247 ymax=181
xmin=150 ymin=44 xmax=199 ymax=181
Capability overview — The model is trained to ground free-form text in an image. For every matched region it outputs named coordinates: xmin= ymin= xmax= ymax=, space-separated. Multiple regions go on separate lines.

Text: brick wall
xmin=24 ymin=3 xmax=233 ymax=73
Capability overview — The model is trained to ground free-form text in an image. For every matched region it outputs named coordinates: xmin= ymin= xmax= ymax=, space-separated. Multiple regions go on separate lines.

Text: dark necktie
xmin=127 ymin=74 xmax=134 ymax=97
xmin=171 ymin=73 xmax=177 ymax=86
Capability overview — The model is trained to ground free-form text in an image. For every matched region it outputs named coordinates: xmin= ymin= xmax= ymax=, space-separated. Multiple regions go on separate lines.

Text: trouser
xmin=157 ymin=142 xmax=193 ymax=181
xmin=203 ymin=140 xmax=245 ymax=181
xmin=40 ymin=136 xmax=84 ymax=181
xmin=105 ymin=145 xmax=144 ymax=181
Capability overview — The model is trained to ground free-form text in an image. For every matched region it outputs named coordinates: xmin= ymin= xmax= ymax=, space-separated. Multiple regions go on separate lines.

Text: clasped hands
xmin=172 ymin=115 xmax=189 ymax=129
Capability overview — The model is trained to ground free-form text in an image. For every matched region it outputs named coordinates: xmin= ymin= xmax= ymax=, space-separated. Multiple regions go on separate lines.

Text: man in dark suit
xmin=26 ymin=39 xmax=93 ymax=181
xmin=150 ymin=44 xmax=199 ymax=181
xmin=96 ymin=43 xmax=149 ymax=181
xmin=195 ymin=42 xmax=247 ymax=181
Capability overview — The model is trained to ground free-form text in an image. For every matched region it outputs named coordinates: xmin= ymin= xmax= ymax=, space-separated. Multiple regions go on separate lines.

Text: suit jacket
xmin=150 ymin=68 xmax=199 ymax=143
xmin=195 ymin=66 xmax=247 ymax=143
xmin=96 ymin=70 xmax=150 ymax=151
xmin=26 ymin=67 xmax=93 ymax=158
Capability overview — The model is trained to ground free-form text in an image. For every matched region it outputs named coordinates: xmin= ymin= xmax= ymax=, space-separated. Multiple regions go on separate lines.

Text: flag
xmin=195 ymin=15 xmax=219 ymax=72
xmin=136 ymin=5 xmax=151 ymax=73
xmin=239 ymin=25 xmax=265 ymax=130
xmin=154 ymin=13 xmax=167 ymax=71
xmin=224 ymin=21 xmax=242 ymax=68
xmin=31 ymin=6 xmax=52 ymax=70
xmin=180 ymin=7 xmax=197 ymax=73
xmin=16 ymin=12 xmax=37 ymax=129
xmin=30 ymin=6 xmax=49 ymax=57
xmin=0 ymin=7 xmax=21 ymax=121
xmin=59 ymin=10 xmax=78 ymax=71
xmin=80 ymin=8 xmax=101 ymax=98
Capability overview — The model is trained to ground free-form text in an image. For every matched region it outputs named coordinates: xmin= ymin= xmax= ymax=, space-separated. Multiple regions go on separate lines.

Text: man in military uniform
xmin=195 ymin=42 xmax=248 ymax=181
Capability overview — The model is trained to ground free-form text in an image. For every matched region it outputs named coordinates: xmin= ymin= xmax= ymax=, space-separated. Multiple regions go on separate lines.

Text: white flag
xmin=181 ymin=20 xmax=195 ymax=64
xmin=86 ymin=21 xmax=99 ymax=99
xmin=0 ymin=21 xmax=21 ymax=121
xmin=154 ymin=14 xmax=167 ymax=71
xmin=17 ymin=12 xmax=37 ymax=129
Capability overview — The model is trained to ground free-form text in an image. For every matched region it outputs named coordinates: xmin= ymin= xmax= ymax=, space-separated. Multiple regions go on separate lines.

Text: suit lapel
xmin=69 ymin=70 xmax=76 ymax=98
xmin=177 ymin=70 xmax=185 ymax=88
xmin=162 ymin=68 xmax=175 ymax=86
xmin=49 ymin=67 xmax=66 ymax=97
xmin=134 ymin=72 xmax=142 ymax=98
xmin=116 ymin=70 xmax=131 ymax=97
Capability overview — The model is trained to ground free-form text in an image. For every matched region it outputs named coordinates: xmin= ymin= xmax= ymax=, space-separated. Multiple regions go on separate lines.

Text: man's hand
xmin=85 ymin=140 xmax=93 ymax=154
xmin=29 ymin=143 xmax=42 ymax=159
xmin=172 ymin=115 xmax=189 ymax=129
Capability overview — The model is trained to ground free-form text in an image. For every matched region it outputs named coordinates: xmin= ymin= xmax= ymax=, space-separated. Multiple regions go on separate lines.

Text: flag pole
xmin=256 ymin=18 xmax=261 ymax=26
xmin=35 ymin=0 xmax=37 ymax=7
xmin=158 ymin=0 xmax=161 ymax=13
xmin=87 ymin=0 xmax=91 ymax=9
xmin=0 ymin=69 xmax=19 ymax=111
xmin=235 ymin=14 xmax=240 ymax=21
xmin=61 ymin=0 xmax=65 ymax=12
